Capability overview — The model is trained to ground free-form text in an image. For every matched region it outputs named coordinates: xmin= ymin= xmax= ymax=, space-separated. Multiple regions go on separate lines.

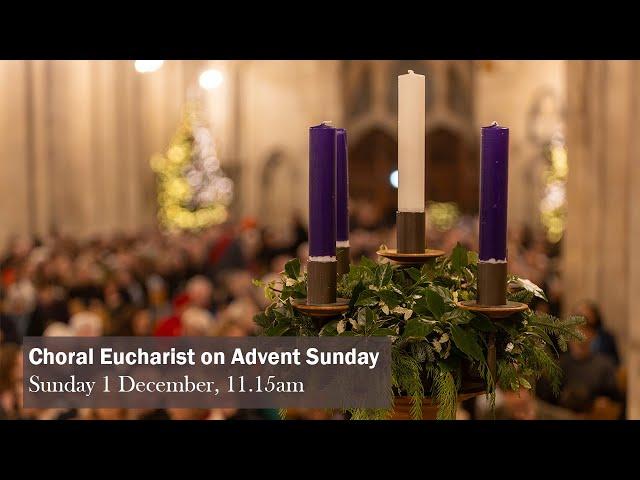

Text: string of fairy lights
xmin=137 ymin=61 xmax=233 ymax=231
xmin=539 ymin=134 xmax=568 ymax=243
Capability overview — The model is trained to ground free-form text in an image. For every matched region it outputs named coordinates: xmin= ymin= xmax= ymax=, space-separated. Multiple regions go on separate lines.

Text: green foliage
xmin=253 ymin=245 xmax=585 ymax=420
xmin=432 ymin=370 xmax=458 ymax=420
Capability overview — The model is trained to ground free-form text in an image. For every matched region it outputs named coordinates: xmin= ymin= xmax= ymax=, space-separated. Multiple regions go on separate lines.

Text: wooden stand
xmin=397 ymin=211 xmax=426 ymax=254
xmin=391 ymin=392 xmax=483 ymax=420
xmin=376 ymin=248 xmax=445 ymax=265
xmin=456 ymin=300 xmax=529 ymax=319
xmin=291 ymin=298 xmax=350 ymax=329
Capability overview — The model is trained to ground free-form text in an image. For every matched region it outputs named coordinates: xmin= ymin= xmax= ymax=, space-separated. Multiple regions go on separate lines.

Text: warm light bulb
xmin=134 ymin=60 xmax=164 ymax=73
xmin=199 ymin=69 xmax=224 ymax=90
xmin=390 ymin=170 xmax=399 ymax=189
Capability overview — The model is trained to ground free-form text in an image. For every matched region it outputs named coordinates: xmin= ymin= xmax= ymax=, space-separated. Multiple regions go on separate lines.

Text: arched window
xmin=260 ymin=151 xmax=300 ymax=229
xmin=447 ymin=65 xmax=470 ymax=116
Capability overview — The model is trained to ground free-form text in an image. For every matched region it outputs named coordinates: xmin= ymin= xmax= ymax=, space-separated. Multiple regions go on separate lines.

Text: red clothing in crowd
xmin=153 ymin=293 xmax=190 ymax=337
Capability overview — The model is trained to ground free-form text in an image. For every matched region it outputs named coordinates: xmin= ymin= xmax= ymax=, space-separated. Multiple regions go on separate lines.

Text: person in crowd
xmin=185 ymin=275 xmax=214 ymax=312
xmin=555 ymin=321 xmax=624 ymax=418
xmin=153 ymin=293 xmax=191 ymax=337
xmin=181 ymin=307 xmax=215 ymax=336
xmin=70 ymin=311 xmax=103 ymax=337
xmin=574 ymin=300 xmax=620 ymax=366
xmin=0 ymin=343 xmax=21 ymax=419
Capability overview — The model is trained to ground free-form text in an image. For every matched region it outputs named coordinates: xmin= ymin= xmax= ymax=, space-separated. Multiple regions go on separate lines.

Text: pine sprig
xmin=528 ymin=313 xmax=585 ymax=352
xmin=432 ymin=370 xmax=458 ymax=420
xmin=391 ymin=348 xmax=424 ymax=420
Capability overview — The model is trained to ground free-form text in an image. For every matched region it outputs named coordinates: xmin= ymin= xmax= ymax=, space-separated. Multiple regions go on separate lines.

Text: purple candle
xmin=309 ymin=122 xmax=337 ymax=258
xmin=479 ymin=122 xmax=509 ymax=262
xmin=336 ymin=128 xmax=349 ymax=244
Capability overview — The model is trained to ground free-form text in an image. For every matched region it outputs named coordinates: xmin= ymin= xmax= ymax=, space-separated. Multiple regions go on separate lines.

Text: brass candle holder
xmin=455 ymin=260 xmax=528 ymax=379
xmin=291 ymin=297 xmax=350 ymax=330
xmin=376 ymin=247 xmax=445 ymax=265
xmin=378 ymin=210 xmax=444 ymax=265
xmin=292 ymin=258 xmax=350 ymax=329
xmin=336 ymin=243 xmax=350 ymax=276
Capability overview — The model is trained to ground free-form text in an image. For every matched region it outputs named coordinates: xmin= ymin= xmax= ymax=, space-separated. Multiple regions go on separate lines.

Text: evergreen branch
xmin=433 ymin=370 xmax=458 ymax=420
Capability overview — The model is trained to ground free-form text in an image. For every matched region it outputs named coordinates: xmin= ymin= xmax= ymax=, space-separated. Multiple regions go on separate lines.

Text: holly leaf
xmin=376 ymin=263 xmax=393 ymax=287
xmin=284 ymin=258 xmax=300 ymax=279
xmin=450 ymin=325 xmax=484 ymax=362
xmin=355 ymin=289 xmax=379 ymax=307
xmin=425 ymin=289 xmax=445 ymax=320
xmin=349 ymin=281 xmax=365 ymax=310
xmin=357 ymin=307 xmax=377 ymax=330
xmin=402 ymin=318 xmax=434 ymax=340
xmin=412 ymin=296 xmax=430 ymax=316
xmin=451 ymin=243 xmax=468 ymax=271
xmin=378 ymin=289 xmax=401 ymax=310
xmin=467 ymin=250 xmax=479 ymax=265
xmin=406 ymin=267 xmax=422 ymax=283
xmin=441 ymin=309 xmax=472 ymax=325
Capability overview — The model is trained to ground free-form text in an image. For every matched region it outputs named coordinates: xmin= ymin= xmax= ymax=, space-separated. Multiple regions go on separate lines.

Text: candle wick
xmin=321 ymin=120 xmax=333 ymax=126
xmin=408 ymin=70 xmax=414 ymax=74
xmin=490 ymin=121 xmax=499 ymax=127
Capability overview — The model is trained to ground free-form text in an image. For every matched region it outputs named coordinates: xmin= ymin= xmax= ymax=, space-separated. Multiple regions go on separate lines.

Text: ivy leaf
xmin=425 ymin=289 xmax=445 ymax=320
xmin=339 ymin=331 xmax=356 ymax=336
xmin=284 ymin=258 xmax=300 ymax=279
xmin=441 ymin=309 xmax=472 ymax=325
xmin=355 ymin=289 xmax=379 ymax=307
xmin=378 ymin=289 xmax=401 ymax=310
xmin=291 ymin=282 xmax=307 ymax=298
xmin=467 ymin=250 xmax=479 ymax=265
xmin=265 ymin=320 xmax=290 ymax=336
xmin=253 ymin=312 xmax=272 ymax=329
xmin=450 ymin=325 xmax=484 ymax=362
xmin=451 ymin=243 xmax=468 ymax=271
xmin=402 ymin=318 xmax=434 ymax=340
xmin=319 ymin=319 xmax=339 ymax=336
xmin=511 ymin=277 xmax=548 ymax=302
xmin=349 ymin=281 xmax=365 ymax=310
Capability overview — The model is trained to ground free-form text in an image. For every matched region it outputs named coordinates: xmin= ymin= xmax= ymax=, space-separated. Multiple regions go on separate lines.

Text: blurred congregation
xmin=0 ymin=205 xmax=626 ymax=420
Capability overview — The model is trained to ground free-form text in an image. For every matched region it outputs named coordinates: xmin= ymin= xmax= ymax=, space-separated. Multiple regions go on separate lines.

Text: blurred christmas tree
xmin=151 ymin=101 xmax=233 ymax=230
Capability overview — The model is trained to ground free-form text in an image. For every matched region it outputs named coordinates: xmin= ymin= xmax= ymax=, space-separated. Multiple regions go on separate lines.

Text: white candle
xmin=398 ymin=70 xmax=425 ymax=212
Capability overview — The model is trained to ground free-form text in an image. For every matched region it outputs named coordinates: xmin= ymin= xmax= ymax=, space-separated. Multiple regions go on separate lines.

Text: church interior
xmin=0 ymin=60 xmax=638 ymax=420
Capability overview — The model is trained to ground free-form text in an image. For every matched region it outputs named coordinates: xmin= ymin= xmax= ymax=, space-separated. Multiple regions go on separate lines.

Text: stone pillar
xmin=564 ymin=60 xmax=640 ymax=418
